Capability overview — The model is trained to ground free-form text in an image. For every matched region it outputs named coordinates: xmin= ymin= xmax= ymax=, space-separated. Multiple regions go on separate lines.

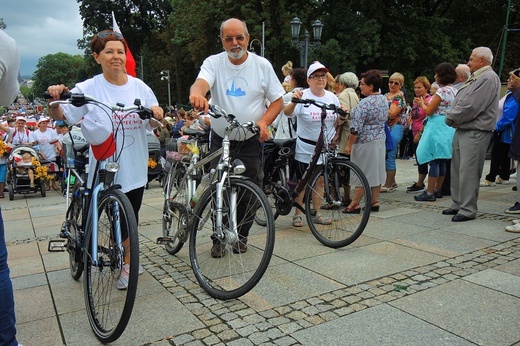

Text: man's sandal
xmin=292 ymin=215 xmax=304 ymax=227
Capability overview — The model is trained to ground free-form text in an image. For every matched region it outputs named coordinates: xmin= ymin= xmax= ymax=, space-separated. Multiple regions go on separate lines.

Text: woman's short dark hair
xmin=291 ymin=68 xmax=309 ymax=88
xmin=361 ymin=70 xmax=382 ymax=92
xmin=434 ymin=62 xmax=457 ymax=86
xmin=91 ymin=30 xmax=128 ymax=55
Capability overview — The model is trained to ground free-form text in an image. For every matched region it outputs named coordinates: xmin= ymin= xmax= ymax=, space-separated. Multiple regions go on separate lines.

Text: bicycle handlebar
xmin=291 ymin=98 xmax=347 ymax=117
xmin=43 ymin=92 xmax=162 ymax=126
xmin=200 ymin=104 xmax=259 ymax=135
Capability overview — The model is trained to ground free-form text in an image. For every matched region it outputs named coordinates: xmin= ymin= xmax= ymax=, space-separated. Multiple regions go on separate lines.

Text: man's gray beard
xmin=227 ymin=47 xmax=246 ymax=60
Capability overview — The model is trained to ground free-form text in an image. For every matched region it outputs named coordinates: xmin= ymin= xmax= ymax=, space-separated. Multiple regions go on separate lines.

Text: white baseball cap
xmin=81 ymin=115 xmax=116 ymax=160
xmin=307 ymin=61 xmax=329 ymax=78
xmin=15 ymin=116 xmax=26 ymax=122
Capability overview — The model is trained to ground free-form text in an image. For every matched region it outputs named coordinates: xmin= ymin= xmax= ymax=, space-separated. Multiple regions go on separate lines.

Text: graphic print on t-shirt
xmin=226 ymin=77 xmax=247 ymax=97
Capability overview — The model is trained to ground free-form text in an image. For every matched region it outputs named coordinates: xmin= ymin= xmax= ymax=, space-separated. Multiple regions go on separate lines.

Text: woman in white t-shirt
xmin=32 ymin=117 xmax=61 ymax=190
xmin=46 ymin=30 xmax=163 ymax=289
xmin=284 ymin=62 xmax=340 ymax=227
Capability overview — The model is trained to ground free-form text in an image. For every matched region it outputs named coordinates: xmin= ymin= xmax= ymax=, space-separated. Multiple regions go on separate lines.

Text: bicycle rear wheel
xmin=256 ymin=166 xmax=284 ymax=226
xmin=189 ymin=177 xmax=275 ymax=299
xmin=66 ymin=180 xmax=84 ymax=280
xmin=306 ymin=158 xmax=371 ymax=248
xmin=162 ymin=163 xmax=189 ymax=255
xmin=84 ymin=189 xmax=139 ymax=343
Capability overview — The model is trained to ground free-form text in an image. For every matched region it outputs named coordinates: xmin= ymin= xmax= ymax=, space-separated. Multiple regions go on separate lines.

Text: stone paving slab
xmin=391 ymin=229 xmax=498 ymax=257
xmin=296 ymin=241 xmax=446 ymax=286
xmin=389 ymin=279 xmax=520 ymax=345
xmin=292 ymin=304 xmax=473 ymax=345
xmin=464 ymin=268 xmax=520 ymax=298
xmin=16 ymin=317 xmax=63 ymax=346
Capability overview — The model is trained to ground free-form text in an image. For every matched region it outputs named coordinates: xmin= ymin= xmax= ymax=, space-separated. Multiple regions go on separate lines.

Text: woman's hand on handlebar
xmin=291 ymin=90 xmax=303 ymax=101
xmin=150 ymin=105 xmax=164 ymax=121
xmin=46 ymin=84 xmax=69 ymax=101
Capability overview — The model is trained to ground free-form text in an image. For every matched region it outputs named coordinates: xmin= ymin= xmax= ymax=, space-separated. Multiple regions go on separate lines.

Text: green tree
xmin=19 ymin=86 xmax=32 ymax=102
xmin=72 ymin=0 xmax=519 ymax=104
xmin=31 ymin=53 xmax=86 ymax=98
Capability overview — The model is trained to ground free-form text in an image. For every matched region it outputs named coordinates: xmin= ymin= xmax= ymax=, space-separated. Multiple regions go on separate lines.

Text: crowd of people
xmin=272 ymin=46 xmax=518 ymax=230
xmin=0 ymin=109 xmax=69 ymax=196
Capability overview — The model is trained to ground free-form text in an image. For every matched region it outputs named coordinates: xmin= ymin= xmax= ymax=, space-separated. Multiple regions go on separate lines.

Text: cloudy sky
xmin=3 ymin=0 xmax=84 ymax=77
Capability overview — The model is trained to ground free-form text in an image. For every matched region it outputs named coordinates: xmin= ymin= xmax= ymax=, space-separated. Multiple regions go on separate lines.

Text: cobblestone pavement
xmin=137 ymin=208 xmax=520 ymax=345
xmin=6 ymin=159 xmax=520 ymax=345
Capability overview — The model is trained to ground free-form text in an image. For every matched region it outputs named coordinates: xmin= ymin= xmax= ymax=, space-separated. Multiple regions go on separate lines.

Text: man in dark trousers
xmin=443 ymin=47 xmax=500 ymax=222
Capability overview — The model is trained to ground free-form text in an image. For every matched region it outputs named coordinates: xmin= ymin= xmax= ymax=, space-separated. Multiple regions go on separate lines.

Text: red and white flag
xmin=112 ymin=11 xmax=137 ymax=77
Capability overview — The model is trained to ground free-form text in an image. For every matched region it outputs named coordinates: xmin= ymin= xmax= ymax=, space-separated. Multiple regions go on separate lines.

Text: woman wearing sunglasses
xmin=381 ymin=72 xmax=407 ymax=192
xmin=284 ymin=61 xmax=341 ymax=227
xmin=46 ymin=30 xmax=164 ymax=289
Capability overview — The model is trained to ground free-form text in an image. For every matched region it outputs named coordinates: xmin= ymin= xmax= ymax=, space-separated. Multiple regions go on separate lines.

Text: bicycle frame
xmin=84 ymin=161 xmax=123 ymax=267
xmin=160 ymin=105 xmax=257 ymax=247
xmin=289 ymin=101 xmax=339 ymax=211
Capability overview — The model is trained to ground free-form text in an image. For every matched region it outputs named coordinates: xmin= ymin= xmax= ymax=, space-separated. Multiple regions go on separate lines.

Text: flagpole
xmin=498 ymin=0 xmax=512 ymax=79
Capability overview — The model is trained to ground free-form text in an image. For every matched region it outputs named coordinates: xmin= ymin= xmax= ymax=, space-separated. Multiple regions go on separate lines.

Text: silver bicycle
xmin=158 ymin=105 xmax=275 ymax=299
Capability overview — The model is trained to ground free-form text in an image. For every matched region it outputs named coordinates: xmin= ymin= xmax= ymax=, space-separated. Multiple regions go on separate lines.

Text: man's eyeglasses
xmin=97 ymin=31 xmax=124 ymax=40
xmin=310 ymin=74 xmax=327 ymax=80
xmin=223 ymin=36 xmax=246 ymax=43
xmin=388 ymin=81 xmax=400 ymax=86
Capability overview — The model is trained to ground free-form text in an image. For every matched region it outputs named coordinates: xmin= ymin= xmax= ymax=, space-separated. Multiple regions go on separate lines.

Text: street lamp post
xmin=249 ymin=39 xmax=264 ymax=57
xmin=160 ymin=70 xmax=171 ymax=111
xmin=290 ymin=17 xmax=324 ymax=68
xmin=248 ymin=22 xmax=265 ymax=57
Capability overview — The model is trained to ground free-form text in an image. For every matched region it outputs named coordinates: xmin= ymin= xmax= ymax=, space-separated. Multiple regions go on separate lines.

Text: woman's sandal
xmin=371 ymin=201 xmax=380 ymax=212
xmin=292 ymin=215 xmax=304 ymax=227
xmin=342 ymin=203 xmax=361 ymax=214
xmin=312 ymin=213 xmax=332 ymax=225
xmin=380 ymin=186 xmax=394 ymax=193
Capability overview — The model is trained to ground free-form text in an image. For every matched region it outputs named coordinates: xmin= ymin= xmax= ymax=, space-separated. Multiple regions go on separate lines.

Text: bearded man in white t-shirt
xmin=189 ymin=18 xmax=285 ymax=257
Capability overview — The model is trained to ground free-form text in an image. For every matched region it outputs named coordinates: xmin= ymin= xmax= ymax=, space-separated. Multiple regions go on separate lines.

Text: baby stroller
xmin=6 ymin=145 xmax=47 ymax=200
xmin=145 ymin=132 xmax=164 ymax=189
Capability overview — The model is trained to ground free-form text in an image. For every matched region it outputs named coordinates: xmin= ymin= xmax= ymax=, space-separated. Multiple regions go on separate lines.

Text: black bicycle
xmin=262 ymin=98 xmax=371 ymax=248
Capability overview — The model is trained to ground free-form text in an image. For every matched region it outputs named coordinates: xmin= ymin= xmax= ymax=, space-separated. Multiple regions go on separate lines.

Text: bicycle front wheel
xmin=306 ymin=158 xmax=371 ymax=248
xmin=84 ymin=189 xmax=139 ymax=343
xmin=189 ymin=177 xmax=275 ymax=299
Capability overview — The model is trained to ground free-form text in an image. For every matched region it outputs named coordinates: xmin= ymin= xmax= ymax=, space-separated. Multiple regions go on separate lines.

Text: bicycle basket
xmin=177 ymin=138 xmax=197 ymax=159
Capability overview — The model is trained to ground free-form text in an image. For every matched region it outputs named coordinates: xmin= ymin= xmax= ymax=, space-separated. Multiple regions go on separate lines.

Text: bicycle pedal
xmin=48 ymin=240 xmax=66 ymax=252
xmin=156 ymin=237 xmax=173 ymax=245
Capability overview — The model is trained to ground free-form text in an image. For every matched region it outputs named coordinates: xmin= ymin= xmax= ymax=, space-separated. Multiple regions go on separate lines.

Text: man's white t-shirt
xmin=8 ymin=127 xmax=36 ymax=145
xmin=63 ymin=74 xmax=159 ymax=193
xmin=288 ymin=88 xmax=340 ymax=164
xmin=197 ymin=52 xmax=285 ymax=140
